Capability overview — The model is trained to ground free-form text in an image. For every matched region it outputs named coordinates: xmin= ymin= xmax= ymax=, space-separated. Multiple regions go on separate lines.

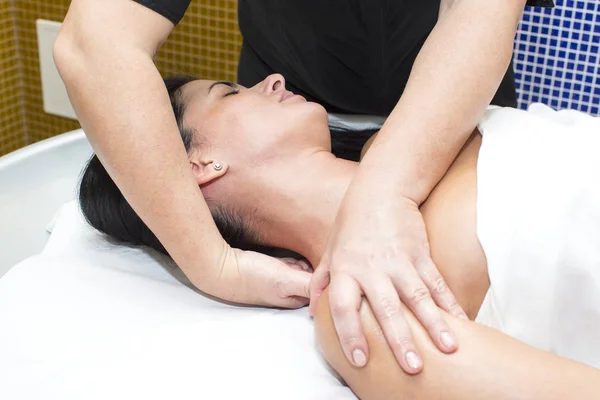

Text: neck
xmin=250 ymin=151 xmax=357 ymax=267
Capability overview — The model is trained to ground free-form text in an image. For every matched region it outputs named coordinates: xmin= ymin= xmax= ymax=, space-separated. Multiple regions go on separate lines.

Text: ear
xmin=189 ymin=158 xmax=228 ymax=186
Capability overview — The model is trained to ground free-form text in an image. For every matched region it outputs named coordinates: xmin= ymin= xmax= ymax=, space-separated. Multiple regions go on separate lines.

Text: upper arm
xmin=438 ymin=0 xmax=457 ymax=18
xmin=314 ymin=290 xmax=421 ymax=400
xmin=314 ymin=289 xmax=600 ymax=400
xmin=438 ymin=0 xmax=529 ymax=21
xmin=56 ymin=0 xmax=176 ymax=60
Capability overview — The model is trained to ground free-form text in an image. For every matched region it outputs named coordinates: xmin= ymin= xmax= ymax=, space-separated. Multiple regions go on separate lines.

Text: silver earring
xmin=213 ymin=163 xmax=223 ymax=171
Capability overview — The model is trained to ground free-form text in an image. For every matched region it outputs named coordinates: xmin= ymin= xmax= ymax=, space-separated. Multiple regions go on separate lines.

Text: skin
xmin=54 ymin=0 xmax=311 ymax=310
xmin=175 ymin=76 xmax=482 ymax=290
xmin=182 ymin=76 xmax=489 ymax=321
xmin=315 ymin=292 xmax=600 ymax=400
xmin=54 ymin=0 xmax=529 ymax=373
xmin=316 ymin=134 xmax=600 ymax=398
xmin=309 ymin=0 xmax=531 ymax=372
xmin=176 ymin=76 xmax=600 ymax=399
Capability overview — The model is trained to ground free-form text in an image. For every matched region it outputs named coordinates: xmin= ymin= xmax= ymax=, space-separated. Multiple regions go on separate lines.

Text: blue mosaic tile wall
xmin=514 ymin=0 xmax=600 ymax=115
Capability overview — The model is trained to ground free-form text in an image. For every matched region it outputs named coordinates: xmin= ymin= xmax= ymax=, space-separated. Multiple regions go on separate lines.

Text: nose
xmin=259 ymin=73 xmax=286 ymax=95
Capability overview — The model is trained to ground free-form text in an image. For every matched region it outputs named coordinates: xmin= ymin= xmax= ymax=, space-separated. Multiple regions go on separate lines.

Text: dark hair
xmin=78 ymin=76 xmax=261 ymax=256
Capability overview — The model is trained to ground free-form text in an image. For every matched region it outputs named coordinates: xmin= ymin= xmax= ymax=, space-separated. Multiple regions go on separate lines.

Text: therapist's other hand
xmin=309 ymin=185 xmax=467 ymax=374
xmin=221 ymin=247 xmax=312 ymax=309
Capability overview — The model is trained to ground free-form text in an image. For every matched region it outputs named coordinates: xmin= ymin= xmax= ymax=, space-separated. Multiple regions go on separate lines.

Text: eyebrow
xmin=208 ymin=80 xmax=238 ymax=94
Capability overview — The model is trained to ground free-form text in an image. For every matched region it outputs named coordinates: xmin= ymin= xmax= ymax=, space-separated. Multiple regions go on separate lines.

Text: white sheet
xmin=0 ymin=201 xmax=356 ymax=400
xmin=475 ymin=104 xmax=600 ymax=367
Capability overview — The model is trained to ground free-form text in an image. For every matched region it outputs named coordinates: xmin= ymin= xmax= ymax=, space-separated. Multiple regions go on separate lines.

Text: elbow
xmin=53 ymin=25 xmax=84 ymax=84
xmin=52 ymin=32 xmax=71 ymax=77
xmin=52 ymin=19 xmax=111 ymax=83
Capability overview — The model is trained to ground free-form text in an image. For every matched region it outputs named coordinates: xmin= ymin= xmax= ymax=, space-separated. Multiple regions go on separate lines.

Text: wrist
xmin=184 ymin=239 xmax=236 ymax=295
xmin=352 ymin=159 xmax=426 ymax=206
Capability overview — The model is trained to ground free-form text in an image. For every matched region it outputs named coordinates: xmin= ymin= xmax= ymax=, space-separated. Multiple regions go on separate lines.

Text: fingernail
xmin=452 ymin=307 xmax=469 ymax=320
xmin=440 ymin=331 xmax=456 ymax=349
xmin=352 ymin=349 xmax=367 ymax=367
xmin=405 ymin=351 xmax=422 ymax=371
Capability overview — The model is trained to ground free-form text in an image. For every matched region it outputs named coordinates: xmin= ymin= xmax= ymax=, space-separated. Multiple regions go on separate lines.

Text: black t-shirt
xmin=134 ymin=0 xmax=555 ymax=114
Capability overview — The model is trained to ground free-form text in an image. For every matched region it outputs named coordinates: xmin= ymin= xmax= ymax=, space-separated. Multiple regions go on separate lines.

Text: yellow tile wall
xmin=13 ymin=0 xmax=80 ymax=147
xmin=0 ymin=0 xmax=26 ymax=156
xmin=0 ymin=0 xmax=241 ymax=157
xmin=157 ymin=0 xmax=242 ymax=81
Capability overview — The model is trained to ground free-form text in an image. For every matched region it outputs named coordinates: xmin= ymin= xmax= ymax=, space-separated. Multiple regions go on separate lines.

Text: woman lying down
xmin=79 ymin=74 xmax=600 ymax=399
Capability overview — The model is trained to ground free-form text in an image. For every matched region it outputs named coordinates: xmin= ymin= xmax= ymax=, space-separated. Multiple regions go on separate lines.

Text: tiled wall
xmin=13 ymin=1 xmax=79 ymax=148
xmin=157 ymin=0 xmax=241 ymax=81
xmin=2 ymin=1 xmax=598 ymax=156
xmin=515 ymin=0 xmax=600 ymax=115
xmin=0 ymin=0 xmax=25 ymax=156
xmin=0 ymin=0 xmax=241 ymax=157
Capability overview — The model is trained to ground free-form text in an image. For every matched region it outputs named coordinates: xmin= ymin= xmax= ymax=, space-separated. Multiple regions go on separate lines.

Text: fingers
xmin=275 ymin=258 xmax=312 ymax=307
xmin=360 ymin=275 xmax=425 ymax=374
xmin=392 ymin=260 xmax=459 ymax=355
xmin=276 ymin=268 xmax=312 ymax=307
xmin=308 ymin=265 xmax=330 ymax=317
xmin=280 ymin=257 xmax=313 ymax=272
xmin=416 ymin=258 xmax=468 ymax=320
xmin=328 ymin=274 xmax=369 ymax=368
xmin=280 ymin=295 xmax=310 ymax=309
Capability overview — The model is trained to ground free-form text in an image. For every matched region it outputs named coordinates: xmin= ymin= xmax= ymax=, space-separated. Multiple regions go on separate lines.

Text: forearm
xmin=55 ymin=0 xmax=226 ymax=290
xmin=363 ymin=0 xmax=526 ymax=204
xmin=315 ymin=289 xmax=600 ymax=400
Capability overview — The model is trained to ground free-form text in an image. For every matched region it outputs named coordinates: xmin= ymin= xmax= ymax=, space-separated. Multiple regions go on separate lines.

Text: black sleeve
xmin=526 ymin=0 xmax=555 ymax=7
xmin=131 ymin=0 xmax=192 ymax=25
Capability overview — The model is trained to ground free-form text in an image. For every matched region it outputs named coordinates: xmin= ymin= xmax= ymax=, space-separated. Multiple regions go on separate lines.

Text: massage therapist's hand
xmin=309 ymin=176 xmax=467 ymax=374
xmin=218 ymin=246 xmax=312 ymax=309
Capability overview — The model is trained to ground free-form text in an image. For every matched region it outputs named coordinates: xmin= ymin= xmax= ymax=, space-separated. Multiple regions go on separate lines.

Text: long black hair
xmin=78 ymin=77 xmax=261 ymax=256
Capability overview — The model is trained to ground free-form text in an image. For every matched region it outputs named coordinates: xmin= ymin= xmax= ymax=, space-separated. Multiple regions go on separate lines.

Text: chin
xmin=283 ymin=101 xmax=330 ymax=147
xmin=305 ymin=101 xmax=328 ymax=121
xmin=305 ymin=104 xmax=333 ymax=149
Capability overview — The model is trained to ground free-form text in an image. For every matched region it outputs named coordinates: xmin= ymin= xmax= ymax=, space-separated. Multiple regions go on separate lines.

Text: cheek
xmin=254 ymin=102 xmax=330 ymax=154
xmin=231 ymin=101 xmax=289 ymax=146
xmin=209 ymin=98 xmax=328 ymax=163
xmin=209 ymin=110 xmax=278 ymax=164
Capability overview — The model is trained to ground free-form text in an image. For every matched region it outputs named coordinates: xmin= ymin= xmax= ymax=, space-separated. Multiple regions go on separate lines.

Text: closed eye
xmin=208 ymin=80 xmax=240 ymax=97
xmin=224 ymin=89 xmax=240 ymax=97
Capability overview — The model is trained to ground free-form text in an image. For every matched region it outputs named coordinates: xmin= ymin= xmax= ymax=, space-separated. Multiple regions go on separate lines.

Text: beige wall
xmin=0 ymin=0 xmax=242 ymax=156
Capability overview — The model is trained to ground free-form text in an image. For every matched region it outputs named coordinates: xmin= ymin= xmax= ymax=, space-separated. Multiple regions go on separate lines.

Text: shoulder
xmin=420 ymin=131 xmax=489 ymax=319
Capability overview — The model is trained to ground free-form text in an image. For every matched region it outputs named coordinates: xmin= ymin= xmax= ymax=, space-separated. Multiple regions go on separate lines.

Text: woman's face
xmin=180 ymin=74 xmax=330 ymax=168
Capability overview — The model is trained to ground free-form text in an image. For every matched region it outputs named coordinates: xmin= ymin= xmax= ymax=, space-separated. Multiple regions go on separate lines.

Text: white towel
xmin=475 ymin=104 xmax=600 ymax=367
xmin=0 ymin=202 xmax=355 ymax=400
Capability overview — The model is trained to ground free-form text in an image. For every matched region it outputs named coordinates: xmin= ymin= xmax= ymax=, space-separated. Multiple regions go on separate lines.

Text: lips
xmin=280 ymin=90 xmax=295 ymax=102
